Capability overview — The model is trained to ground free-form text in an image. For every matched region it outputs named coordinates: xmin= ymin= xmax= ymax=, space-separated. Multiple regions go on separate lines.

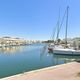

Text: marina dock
xmin=1 ymin=62 xmax=80 ymax=80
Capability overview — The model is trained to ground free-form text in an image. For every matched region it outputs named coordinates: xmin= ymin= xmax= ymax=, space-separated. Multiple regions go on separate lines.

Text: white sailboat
xmin=48 ymin=6 xmax=80 ymax=55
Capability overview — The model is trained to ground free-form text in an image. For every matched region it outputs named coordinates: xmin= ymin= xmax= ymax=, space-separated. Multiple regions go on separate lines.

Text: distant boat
xmin=48 ymin=6 xmax=80 ymax=55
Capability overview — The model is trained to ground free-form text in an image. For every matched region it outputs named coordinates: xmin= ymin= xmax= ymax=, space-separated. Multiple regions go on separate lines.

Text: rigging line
xmin=56 ymin=7 xmax=60 ymax=40
xmin=57 ymin=7 xmax=67 ymax=39
xmin=51 ymin=7 xmax=61 ymax=41
xmin=65 ymin=6 xmax=69 ymax=46
xmin=51 ymin=21 xmax=59 ymax=40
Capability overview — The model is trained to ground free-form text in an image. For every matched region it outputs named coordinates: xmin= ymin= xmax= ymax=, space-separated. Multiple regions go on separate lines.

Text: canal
xmin=0 ymin=44 xmax=80 ymax=78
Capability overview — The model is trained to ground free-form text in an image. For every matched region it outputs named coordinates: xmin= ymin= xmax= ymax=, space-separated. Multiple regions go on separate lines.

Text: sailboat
xmin=48 ymin=6 xmax=80 ymax=55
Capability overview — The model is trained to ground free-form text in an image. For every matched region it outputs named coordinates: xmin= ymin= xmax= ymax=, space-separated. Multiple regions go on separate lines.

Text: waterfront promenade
xmin=1 ymin=62 xmax=80 ymax=80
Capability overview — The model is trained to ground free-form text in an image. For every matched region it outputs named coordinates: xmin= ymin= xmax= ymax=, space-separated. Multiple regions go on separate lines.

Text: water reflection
xmin=0 ymin=46 xmax=25 ymax=54
xmin=48 ymin=52 xmax=80 ymax=63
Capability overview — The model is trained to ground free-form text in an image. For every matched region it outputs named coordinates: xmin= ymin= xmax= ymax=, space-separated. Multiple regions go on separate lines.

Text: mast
xmin=65 ymin=6 xmax=69 ymax=47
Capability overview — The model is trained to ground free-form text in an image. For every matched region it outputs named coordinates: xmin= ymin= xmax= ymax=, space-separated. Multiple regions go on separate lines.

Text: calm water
xmin=0 ymin=43 xmax=80 ymax=78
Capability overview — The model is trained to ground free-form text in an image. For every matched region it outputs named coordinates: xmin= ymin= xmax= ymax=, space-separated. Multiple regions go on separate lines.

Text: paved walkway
xmin=1 ymin=62 xmax=80 ymax=80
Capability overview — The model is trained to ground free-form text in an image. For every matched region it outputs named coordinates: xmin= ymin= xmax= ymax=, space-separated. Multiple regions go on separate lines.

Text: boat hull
xmin=48 ymin=48 xmax=80 ymax=55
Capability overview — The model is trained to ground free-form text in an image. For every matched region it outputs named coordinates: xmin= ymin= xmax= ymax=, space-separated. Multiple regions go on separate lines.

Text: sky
xmin=0 ymin=0 xmax=80 ymax=40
